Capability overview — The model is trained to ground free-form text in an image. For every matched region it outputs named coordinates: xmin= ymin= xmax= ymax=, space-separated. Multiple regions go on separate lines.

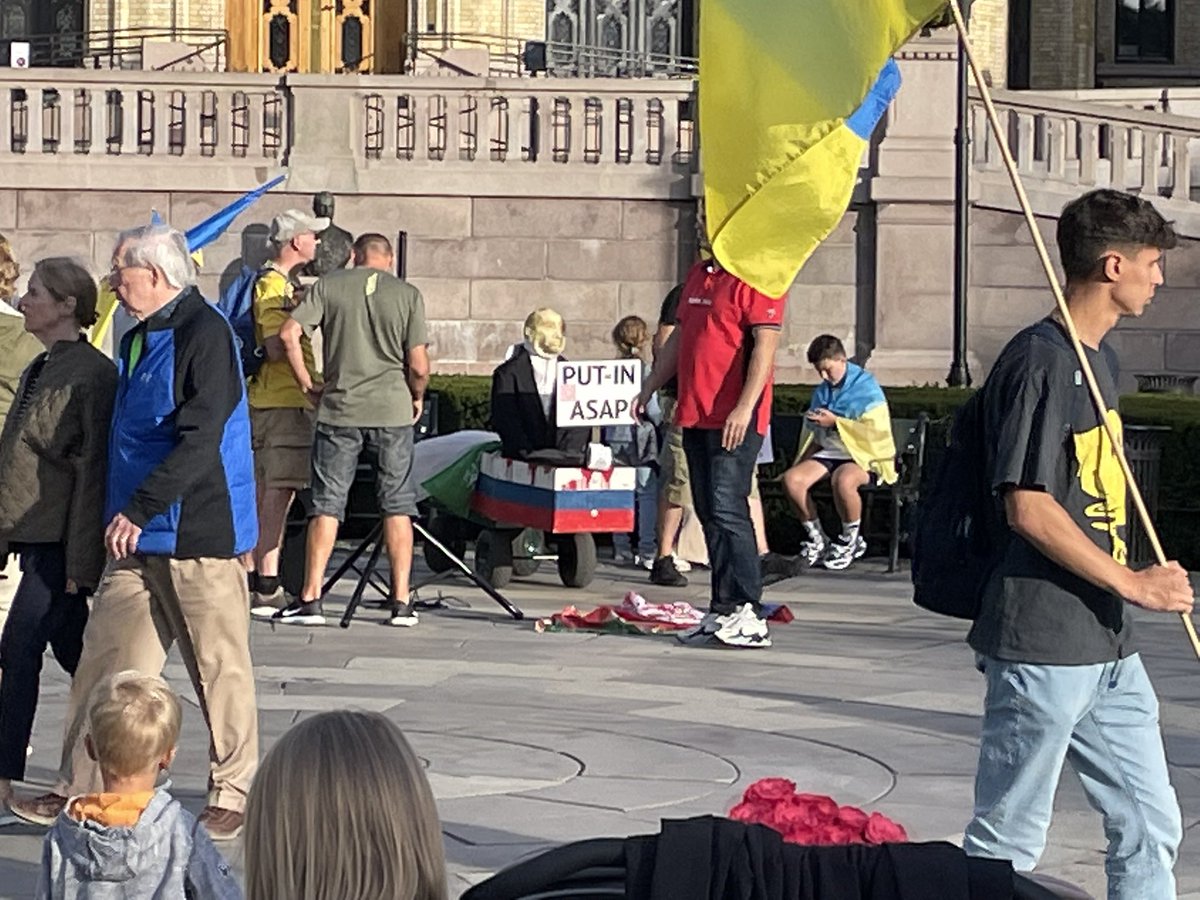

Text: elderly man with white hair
xmin=8 ymin=225 xmax=259 ymax=841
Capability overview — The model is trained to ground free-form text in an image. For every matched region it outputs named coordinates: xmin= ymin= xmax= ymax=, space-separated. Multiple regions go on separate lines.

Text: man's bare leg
xmin=383 ymin=515 xmax=414 ymax=603
xmin=253 ymin=487 xmax=294 ymax=582
xmin=383 ymin=515 xmax=418 ymax=625
xmin=301 ymin=515 xmax=340 ymax=603
xmin=656 ymin=498 xmax=683 ymax=560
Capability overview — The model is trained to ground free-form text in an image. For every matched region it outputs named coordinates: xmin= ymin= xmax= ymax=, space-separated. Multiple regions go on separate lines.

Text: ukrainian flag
xmin=701 ymin=0 xmax=948 ymax=297
xmin=90 ymin=175 xmax=287 ymax=349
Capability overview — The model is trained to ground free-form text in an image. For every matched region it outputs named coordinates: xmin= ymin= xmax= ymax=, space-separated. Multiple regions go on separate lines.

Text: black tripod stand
xmin=325 ymin=520 xmax=525 ymax=628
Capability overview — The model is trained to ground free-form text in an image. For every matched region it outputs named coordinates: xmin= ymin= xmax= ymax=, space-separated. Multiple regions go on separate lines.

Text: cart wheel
xmin=424 ymin=514 xmax=465 ymax=574
xmin=512 ymin=528 xmax=542 ymax=577
xmin=557 ymin=533 xmax=597 ymax=588
xmin=474 ymin=529 xmax=513 ymax=589
xmin=513 ymin=557 xmax=541 ymax=577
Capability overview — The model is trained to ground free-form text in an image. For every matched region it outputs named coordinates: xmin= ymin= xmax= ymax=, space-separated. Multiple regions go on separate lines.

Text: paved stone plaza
xmin=0 ymin=555 xmax=1197 ymax=899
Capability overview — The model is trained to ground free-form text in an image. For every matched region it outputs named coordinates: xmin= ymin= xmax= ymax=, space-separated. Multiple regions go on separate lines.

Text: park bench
xmin=763 ymin=412 xmax=930 ymax=572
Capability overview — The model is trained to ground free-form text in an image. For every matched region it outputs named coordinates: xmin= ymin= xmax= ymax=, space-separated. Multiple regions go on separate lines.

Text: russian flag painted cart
xmin=466 ymin=452 xmax=636 ymax=589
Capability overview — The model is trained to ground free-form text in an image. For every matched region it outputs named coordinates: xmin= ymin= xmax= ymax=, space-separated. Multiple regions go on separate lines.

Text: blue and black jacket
xmin=107 ymin=288 xmax=257 ymax=558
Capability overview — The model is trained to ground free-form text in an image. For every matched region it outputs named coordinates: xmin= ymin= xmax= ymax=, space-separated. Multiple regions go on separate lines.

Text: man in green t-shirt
xmin=277 ymin=234 xmax=430 ymax=628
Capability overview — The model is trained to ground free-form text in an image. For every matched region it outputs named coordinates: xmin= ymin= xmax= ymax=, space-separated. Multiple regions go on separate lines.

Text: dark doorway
xmin=1008 ymin=0 xmax=1031 ymax=88
xmin=0 ymin=0 xmax=85 ymax=66
xmin=680 ymin=0 xmax=696 ymax=59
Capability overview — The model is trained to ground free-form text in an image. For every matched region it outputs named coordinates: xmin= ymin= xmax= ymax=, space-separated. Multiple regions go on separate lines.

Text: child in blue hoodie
xmin=37 ymin=670 xmax=242 ymax=899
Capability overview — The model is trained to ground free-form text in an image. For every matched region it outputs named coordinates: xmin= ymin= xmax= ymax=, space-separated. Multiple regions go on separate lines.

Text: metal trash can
xmin=1124 ymin=425 xmax=1169 ymax=568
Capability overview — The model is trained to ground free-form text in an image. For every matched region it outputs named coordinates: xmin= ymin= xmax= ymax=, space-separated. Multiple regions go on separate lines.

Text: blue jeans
xmin=964 ymin=654 xmax=1181 ymax=900
xmin=612 ymin=465 xmax=658 ymax=560
xmin=681 ymin=427 xmax=763 ymax=616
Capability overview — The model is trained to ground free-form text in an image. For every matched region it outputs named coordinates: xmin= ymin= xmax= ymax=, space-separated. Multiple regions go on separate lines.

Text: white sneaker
xmin=672 ymin=555 xmax=692 ymax=573
xmin=822 ymin=536 xmax=867 ymax=571
xmin=798 ymin=537 xmax=827 ymax=568
xmin=713 ymin=604 xmax=771 ymax=648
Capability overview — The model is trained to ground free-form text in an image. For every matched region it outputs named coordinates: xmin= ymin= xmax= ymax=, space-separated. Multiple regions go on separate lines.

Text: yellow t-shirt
xmin=247 ymin=267 xmax=319 ymax=409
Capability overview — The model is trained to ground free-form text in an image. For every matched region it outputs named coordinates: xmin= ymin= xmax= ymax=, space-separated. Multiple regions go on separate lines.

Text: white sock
xmin=841 ymin=521 xmax=861 ymax=543
xmin=803 ymin=519 xmax=825 ymax=543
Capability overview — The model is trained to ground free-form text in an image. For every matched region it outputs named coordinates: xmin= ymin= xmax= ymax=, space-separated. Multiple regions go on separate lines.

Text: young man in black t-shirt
xmin=962 ymin=190 xmax=1194 ymax=899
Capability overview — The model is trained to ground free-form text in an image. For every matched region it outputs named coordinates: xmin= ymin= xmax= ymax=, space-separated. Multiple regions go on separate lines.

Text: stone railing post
xmin=285 ymin=74 xmax=362 ymax=192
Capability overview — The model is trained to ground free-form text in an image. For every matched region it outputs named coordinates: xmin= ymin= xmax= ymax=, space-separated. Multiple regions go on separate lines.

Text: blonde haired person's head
xmin=523 ymin=307 xmax=565 ymax=358
xmin=0 ymin=233 xmax=19 ymax=302
xmin=244 ymin=711 xmax=448 ymax=900
xmin=86 ymin=671 xmax=181 ymax=779
xmin=611 ymin=315 xmax=649 ymax=359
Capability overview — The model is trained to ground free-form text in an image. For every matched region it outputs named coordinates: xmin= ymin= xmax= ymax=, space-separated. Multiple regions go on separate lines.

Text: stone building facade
xmin=1011 ymin=0 xmax=1200 ymax=89
xmin=1 ymin=32 xmax=1197 ymax=390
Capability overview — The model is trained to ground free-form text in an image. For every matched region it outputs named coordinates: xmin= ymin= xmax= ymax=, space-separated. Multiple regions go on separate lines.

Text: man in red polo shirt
xmin=638 ymin=259 xmax=784 ymax=648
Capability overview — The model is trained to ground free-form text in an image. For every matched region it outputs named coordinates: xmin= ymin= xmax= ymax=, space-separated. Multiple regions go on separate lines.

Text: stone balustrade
xmin=296 ymin=73 xmax=698 ymax=197
xmin=0 ymin=70 xmax=287 ymax=191
xmin=0 ymin=69 xmax=698 ymax=198
xmin=970 ymin=86 xmax=1200 ymax=228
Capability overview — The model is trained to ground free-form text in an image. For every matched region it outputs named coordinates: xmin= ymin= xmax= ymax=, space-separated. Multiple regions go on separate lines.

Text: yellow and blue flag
xmin=91 ymin=175 xmax=288 ymax=348
xmin=701 ymin=0 xmax=948 ymax=297
xmin=796 ymin=362 xmax=898 ymax=484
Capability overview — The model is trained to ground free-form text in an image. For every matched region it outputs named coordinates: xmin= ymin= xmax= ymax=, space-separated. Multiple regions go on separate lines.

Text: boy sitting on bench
xmin=782 ymin=335 xmax=897 ymax=570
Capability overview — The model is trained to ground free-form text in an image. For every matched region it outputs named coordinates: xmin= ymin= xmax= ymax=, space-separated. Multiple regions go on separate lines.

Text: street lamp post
xmin=947 ymin=4 xmax=973 ymax=388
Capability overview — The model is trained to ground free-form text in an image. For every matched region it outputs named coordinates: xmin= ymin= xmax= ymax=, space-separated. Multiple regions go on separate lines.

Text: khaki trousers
xmin=55 ymin=555 xmax=258 ymax=812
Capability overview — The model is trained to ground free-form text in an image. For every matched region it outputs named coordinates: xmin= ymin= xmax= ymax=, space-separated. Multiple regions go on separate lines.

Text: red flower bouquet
xmin=729 ymin=779 xmax=908 ymax=846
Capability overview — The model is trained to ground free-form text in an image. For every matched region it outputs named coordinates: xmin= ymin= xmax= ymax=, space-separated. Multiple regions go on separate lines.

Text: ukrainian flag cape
xmin=798 ymin=363 xmax=898 ymax=485
xmin=701 ymin=0 xmax=947 ymax=297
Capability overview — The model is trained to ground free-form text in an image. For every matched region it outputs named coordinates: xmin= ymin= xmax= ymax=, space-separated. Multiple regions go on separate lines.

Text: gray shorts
xmin=310 ymin=423 xmax=418 ymax=520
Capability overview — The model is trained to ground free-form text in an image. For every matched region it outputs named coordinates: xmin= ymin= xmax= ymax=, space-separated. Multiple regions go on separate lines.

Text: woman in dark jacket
xmin=0 ymin=257 xmax=116 ymax=805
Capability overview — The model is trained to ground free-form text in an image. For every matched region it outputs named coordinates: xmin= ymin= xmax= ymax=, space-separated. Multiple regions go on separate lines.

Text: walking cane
xmin=943 ymin=0 xmax=1200 ymax=660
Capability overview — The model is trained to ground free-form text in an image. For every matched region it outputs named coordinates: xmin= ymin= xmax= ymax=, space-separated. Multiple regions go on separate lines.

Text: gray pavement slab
xmin=0 ymin=553 xmax=1197 ymax=899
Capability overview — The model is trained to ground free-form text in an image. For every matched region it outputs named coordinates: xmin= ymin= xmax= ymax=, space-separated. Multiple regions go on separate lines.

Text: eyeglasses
xmin=108 ymin=263 xmax=150 ymax=280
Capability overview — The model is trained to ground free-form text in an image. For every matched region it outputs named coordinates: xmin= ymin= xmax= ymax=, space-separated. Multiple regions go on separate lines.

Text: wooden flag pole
xmin=945 ymin=0 xmax=1200 ymax=660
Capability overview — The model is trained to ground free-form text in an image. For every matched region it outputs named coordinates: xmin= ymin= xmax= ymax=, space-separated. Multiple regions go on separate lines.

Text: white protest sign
xmin=556 ymin=359 xmax=642 ymax=428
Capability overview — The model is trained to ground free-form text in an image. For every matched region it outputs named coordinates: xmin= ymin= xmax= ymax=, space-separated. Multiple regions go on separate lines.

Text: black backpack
xmin=911 ymin=390 xmax=1002 ymax=619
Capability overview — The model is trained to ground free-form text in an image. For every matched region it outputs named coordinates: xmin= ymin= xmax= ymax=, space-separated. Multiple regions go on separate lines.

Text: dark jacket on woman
xmin=0 ymin=338 xmax=117 ymax=590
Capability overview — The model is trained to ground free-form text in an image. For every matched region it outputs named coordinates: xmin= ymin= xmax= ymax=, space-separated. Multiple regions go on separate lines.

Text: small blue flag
xmin=184 ymin=174 xmax=288 ymax=252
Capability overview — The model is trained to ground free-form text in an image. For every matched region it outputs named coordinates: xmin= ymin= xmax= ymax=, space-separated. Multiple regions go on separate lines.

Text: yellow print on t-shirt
xmin=1072 ymin=408 xmax=1128 ymax=565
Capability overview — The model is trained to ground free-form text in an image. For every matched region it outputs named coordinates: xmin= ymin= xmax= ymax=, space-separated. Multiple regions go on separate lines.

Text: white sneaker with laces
xmin=713 ymin=603 xmax=771 ymax=648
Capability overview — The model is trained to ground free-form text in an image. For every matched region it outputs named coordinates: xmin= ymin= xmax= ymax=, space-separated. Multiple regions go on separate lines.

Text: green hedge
xmin=429 ymin=375 xmax=1200 ymax=567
